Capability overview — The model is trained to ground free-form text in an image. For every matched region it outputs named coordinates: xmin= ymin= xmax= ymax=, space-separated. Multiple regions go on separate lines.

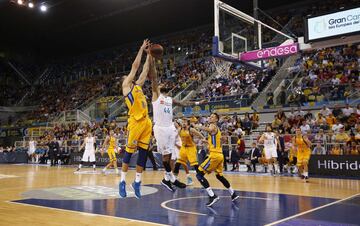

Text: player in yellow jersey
xmin=119 ymin=40 xmax=152 ymax=199
xmin=101 ymin=130 xmax=119 ymax=174
xmin=293 ymin=128 xmax=312 ymax=182
xmin=173 ymin=118 xmax=206 ymax=185
xmin=195 ymin=113 xmax=239 ymax=207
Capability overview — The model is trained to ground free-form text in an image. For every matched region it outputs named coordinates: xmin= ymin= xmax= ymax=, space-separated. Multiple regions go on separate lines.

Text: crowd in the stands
xmin=281 ymin=44 xmax=360 ymax=106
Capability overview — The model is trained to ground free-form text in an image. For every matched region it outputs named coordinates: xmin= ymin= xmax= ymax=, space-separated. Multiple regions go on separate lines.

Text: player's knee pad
xmin=196 ymin=172 xmax=209 ymax=188
xmin=193 ymin=164 xmax=200 ymax=173
xmin=123 ymin=151 xmax=132 ymax=164
xmin=216 ymin=174 xmax=230 ymax=188
xmin=136 ymin=147 xmax=147 ymax=168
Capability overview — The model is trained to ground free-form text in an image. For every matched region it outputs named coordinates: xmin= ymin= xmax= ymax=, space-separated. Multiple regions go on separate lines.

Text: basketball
xmin=150 ymin=44 xmax=163 ymax=58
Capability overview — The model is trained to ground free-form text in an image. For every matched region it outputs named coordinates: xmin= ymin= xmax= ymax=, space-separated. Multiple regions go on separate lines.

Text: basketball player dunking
xmin=119 ymin=40 xmax=152 ymax=199
xmin=149 ymin=56 xmax=204 ymax=191
xmin=195 ymin=113 xmax=239 ymax=207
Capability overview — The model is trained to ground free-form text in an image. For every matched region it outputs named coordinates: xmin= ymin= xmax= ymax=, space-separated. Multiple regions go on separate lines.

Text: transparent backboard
xmin=213 ymin=0 xmax=295 ymax=69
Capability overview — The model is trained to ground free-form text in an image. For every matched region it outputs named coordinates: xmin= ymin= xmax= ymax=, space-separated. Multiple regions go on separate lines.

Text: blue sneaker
xmin=119 ymin=181 xmax=127 ymax=198
xmin=131 ymin=181 xmax=141 ymax=199
xmin=186 ymin=176 xmax=193 ymax=186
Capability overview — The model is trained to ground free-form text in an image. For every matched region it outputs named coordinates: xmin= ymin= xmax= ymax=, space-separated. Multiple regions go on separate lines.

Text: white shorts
xmin=154 ymin=124 xmax=177 ymax=157
xmin=82 ymin=148 xmax=96 ymax=162
xmin=264 ymin=147 xmax=278 ymax=159
xmin=28 ymin=148 xmax=35 ymax=155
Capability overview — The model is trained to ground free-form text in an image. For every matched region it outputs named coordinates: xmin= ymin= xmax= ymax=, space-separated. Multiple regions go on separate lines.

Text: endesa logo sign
xmin=239 ymin=43 xmax=299 ymax=62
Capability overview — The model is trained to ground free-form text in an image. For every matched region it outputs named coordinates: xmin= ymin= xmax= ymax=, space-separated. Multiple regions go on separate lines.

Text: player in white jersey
xmin=259 ymin=124 xmax=280 ymax=175
xmin=76 ymin=131 xmax=97 ymax=171
xmin=28 ymin=138 xmax=37 ymax=163
xmin=149 ymin=56 xmax=203 ymax=191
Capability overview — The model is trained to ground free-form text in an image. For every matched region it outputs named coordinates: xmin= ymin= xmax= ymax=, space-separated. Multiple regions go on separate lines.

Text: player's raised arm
xmin=189 ymin=127 xmax=206 ymax=140
xmin=136 ymin=52 xmax=151 ymax=87
xmin=195 ymin=123 xmax=217 ymax=134
xmin=150 ymin=56 xmax=160 ymax=102
xmin=173 ymin=99 xmax=207 ymax=107
xmin=122 ymin=39 xmax=149 ymax=95
xmin=79 ymin=139 xmax=85 ymax=151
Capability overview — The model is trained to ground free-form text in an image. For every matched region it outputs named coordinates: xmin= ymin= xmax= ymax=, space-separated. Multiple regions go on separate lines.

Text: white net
xmin=211 ymin=57 xmax=232 ymax=77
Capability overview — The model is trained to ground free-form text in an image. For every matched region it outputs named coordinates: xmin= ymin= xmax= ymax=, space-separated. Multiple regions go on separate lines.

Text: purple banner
xmin=239 ymin=43 xmax=299 ymax=62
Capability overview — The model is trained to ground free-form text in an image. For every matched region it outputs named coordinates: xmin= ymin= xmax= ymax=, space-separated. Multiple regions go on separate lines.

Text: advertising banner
xmin=0 ymin=152 xmax=28 ymax=163
xmin=239 ymin=43 xmax=299 ymax=62
xmin=306 ymin=7 xmax=360 ymax=42
xmin=309 ymin=155 xmax=360 ymax=177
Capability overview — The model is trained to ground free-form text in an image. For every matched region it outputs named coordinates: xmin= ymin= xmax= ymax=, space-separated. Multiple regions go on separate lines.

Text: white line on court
xmin=264 ymin=193 xmax=360 ymax=226
xmin=161 ymin=195 xmax=272 ymax=216
xmin=6 ymin=201 xmax=169 ymax=226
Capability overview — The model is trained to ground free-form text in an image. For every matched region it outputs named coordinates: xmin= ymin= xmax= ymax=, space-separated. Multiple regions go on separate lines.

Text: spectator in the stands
xmin=246 ymin=142 xmax=261 ymax=172
xmin=335 ymin=128 xmax=351 ymax=143
xmin=300 ymin=120 xmax=311 ymax=134
xmin=250 ymin=111 xmax=259 ymax=129
xmin=349 ymin=143 xmax=359 ymax=155
xmin=279 ymin=86 xmax=286 ymax=105
xmin=312 ymin=143 xmax=326 ymax=155
xmin=332 ymin=121 xmax=344 ymax=134
xmin=326 ymin=113 xmax=337 ymax=128
xmin=295 ymin=107 xmax=306 ymax=117
xmin=314 ymin=129 xmax=327 ymax=145
xmin=330 ymin=144 xmax=343 ymax=155
xmin=320 ymin=105 xmax=332 ymax=117
xmin=266 ymin=88 xmax=274 ymax=106
xmin=242 ymin=113 xmax=252 ymax=135
xmin=342 ymin=104 xmax=354 ymax=121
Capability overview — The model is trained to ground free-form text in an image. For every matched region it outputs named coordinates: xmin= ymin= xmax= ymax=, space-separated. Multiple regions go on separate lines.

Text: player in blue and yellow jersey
xmin=119 ymin=40 xmax=152 ymax=199
xmin=195 ymin=113 xmax=239 ymax=207
xmin=173 ymin=118 xmax=205 ymax=185
xmin=101 ymin=130 xmax=118 ymax=174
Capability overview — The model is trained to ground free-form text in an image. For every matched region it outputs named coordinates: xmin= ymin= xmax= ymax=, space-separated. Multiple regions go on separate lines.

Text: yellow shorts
xmin=126 ymin=117 xmax=152 ymax=153
xmin=177 ymin=146 xmax=198 ymax=166
xmin=107 ymin=148 xmax=116 ymax=161
xmin=297 ymin=149 xmax=311 ymax=166
xmin=199 ymin=152 xmax=224 ymax=176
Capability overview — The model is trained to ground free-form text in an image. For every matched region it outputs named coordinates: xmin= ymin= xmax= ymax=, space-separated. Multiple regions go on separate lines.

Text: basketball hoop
xmin=211 ymin=57 xmax=232 ymax=77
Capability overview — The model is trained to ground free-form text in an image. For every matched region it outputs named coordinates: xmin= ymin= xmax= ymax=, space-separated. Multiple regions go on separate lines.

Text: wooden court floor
xmin=0 ymin=164 xmax=359 ymax=226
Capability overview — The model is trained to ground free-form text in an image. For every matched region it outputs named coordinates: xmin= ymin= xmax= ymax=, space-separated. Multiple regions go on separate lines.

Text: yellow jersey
xmin=180 ymin=129 xmax=195 ymax=147
xmin=208 ymin=127 xmax=222 ymax=154
xmin=295 ymin=136 xmax=310 ymax=152
xmin=125 ymin=85 xmax=148 ymax=121
xmin=108 ymin=136 xmax=116 ymax=150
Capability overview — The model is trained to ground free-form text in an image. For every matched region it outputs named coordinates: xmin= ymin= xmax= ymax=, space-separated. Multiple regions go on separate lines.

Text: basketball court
xmin=0 ymin=164 xmax=359 ymax=226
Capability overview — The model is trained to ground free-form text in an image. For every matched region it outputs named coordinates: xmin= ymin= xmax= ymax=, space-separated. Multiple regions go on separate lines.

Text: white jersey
xmin=85 ymin=137 xmax=95 ymax=150
xmin=263 ymin=132 xmax=277 ymax=150
xmin=29 ymin=141 xmax=36 ymax=151
xmin=152 ymin=94 xmax=174 ymax=127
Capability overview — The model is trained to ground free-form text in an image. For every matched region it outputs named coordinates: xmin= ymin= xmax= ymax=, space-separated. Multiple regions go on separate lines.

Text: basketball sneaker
xmin=172 ymin=179 xmax=186 ymax=188
xmin=131 ymin=181 xmax=141 ymax=199
xmin=206 ymin=195 xmax=220 ymax=207
xmin=304 ymin=176 xmax=309 ymax=183
xmin=231 ymin=192 xmax=240 ymax=202
xmin=161 ymin=179 xmax=175 ymax=192
xmin=119 ymin=181 xmax=127 ymax=198
xmin=186 ymin=176 xmax=193 ymax=186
